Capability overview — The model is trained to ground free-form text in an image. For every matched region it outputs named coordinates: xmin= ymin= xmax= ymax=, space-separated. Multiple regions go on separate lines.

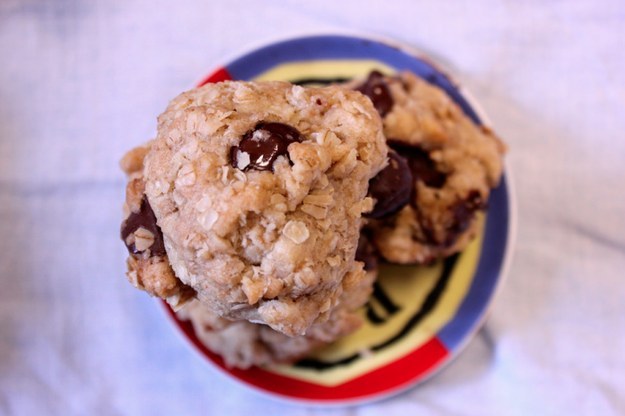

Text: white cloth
xmin=1 ymin=0 xmax=624 ymax=414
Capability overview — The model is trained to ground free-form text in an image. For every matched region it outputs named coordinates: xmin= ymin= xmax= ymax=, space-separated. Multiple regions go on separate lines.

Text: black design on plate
xmin=294 ymin=254 xmax=459 ymax=370
xmin=290 ymin=77 xmax=352 ymax=86
xmin=366 ymin=281 xmax=402 ymax=324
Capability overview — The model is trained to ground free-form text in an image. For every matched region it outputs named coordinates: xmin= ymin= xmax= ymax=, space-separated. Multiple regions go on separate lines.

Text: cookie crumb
xmin=301 ymin=204 xmax=328 ymax=219
xmin=199 ymin=211 xmax=219 ymax=230
xmin=133 ymin=227 xmax=156 ymax=252
xmin=176 ymin=164 xmax=196 ymax=187
xmin=282 ymin=220 xmax=310 ymax=244
xmin=303 ymin=194 xmax=333 ymax=207
xmin=235 ymin=150 xmax=250 ymax=170
xmin=326 ymin=255 xmax=341 ymax=267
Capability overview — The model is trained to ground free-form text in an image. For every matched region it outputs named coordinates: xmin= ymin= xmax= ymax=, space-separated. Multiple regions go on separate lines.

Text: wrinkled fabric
xmin=1 ymin=1 xmax=624 ymax=415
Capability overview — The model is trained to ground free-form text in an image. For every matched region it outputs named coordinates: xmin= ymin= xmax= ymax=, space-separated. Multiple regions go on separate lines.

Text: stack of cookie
xmin=119 ymin=71 xmax=504 ymax=369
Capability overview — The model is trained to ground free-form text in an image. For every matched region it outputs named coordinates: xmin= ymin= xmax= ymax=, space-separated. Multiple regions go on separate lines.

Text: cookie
xmin=121 ymin=146 xmax=378 ymax=367
xmin=137 ymin=80 xmax=386 ymax=336
xmin=120 ymin=144 xmax=196 ymax=310
xmin=121 ymin=146 xmax=378 ymax=368
xmin=353 ymin=71 xmax=505 ymax=264
xmin=177 ymin=261 xmax=376 ymax=369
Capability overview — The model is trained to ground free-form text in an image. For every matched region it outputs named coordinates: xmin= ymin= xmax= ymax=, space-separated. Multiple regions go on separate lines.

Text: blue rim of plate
xmin=164 ymin=34 xmax=514 ymax=406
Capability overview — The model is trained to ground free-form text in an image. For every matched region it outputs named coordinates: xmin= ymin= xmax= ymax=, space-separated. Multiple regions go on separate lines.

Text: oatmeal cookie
xmin=353 ymin=71 xmax=505 ymax=264
xmin=121 ymin=147 xmax=379 ymax=368
xmin=140 ymin=81 xmax=386 ymax=336
xmin=177 ymin=261 xmax=376 ymax=369
xmin=121 ymin=146 xmax=378 ymax=367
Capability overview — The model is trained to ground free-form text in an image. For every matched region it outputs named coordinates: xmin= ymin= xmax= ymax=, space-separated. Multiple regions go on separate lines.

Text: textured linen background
xmin=1 ymin=1 xmax=624 ymax=415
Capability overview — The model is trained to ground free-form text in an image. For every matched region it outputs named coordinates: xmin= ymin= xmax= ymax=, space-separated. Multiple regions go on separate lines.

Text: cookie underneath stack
xmin=352 ymin=71 xmax=505 ymax=264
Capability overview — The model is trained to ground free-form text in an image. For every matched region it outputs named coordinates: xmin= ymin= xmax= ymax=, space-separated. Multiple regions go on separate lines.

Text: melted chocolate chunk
xmin=355 ymin=70 xmax=394 ymax=117
xmin=230 ymin=122 xmax=302 ymax=172
xmin=355 ymin=232 xmax=378 ymax=271
xmin=388 ymin=140 xmax=446 ymax=188
xmin=444 ymin=190 xmax=484 ymax=247
xmin=120 ymin=196 xmax=166 ymax=257
xmin=366 ymin=150 xmax=413 ymax=219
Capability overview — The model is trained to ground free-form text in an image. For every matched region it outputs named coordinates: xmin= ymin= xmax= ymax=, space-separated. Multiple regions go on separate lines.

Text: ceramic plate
xmin=162 ymin=34 xmax=515 ymax=406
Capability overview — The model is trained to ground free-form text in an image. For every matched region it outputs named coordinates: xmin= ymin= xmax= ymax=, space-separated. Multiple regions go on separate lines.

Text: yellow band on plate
xmin=271 ymin=216 xmax=485 ymax=386
xmin=253 ymin=60 xmax=395 ymax=83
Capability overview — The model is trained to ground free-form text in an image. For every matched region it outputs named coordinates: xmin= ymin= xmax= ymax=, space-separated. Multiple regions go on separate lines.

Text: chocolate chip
xmin=388 ymin=140 xmax=446 ymax=188
xmin=355 ymin=70 xmax=394 ymax=117
xmin=444 ymin=190 xmax=484 ymax=247
xmin=366 ymin=150 xmax=413 ymax=219
xmin=120 ymin=196 xmax=166 ymax=257
xmin=355 ymin=232 xmax=378 ymax=271
xmin=230 ymin=122 xmax=302 ymax=172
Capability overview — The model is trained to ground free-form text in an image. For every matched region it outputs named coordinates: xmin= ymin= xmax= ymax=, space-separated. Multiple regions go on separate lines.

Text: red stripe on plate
xmin=165 ymin=303 xmax=449 ymax=401
xmin=197 ymin=67 xmax=233 ymax=86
